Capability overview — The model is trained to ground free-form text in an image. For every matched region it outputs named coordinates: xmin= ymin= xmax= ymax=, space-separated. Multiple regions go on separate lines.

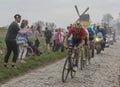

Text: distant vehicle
xmin=105 ymin=35 xmax=110 ymax=47
xmin=109 ymin=35 xmax=114 ymax=45
xmin=116 ymin=36 xmax=120 ymax=40
xmin=95 ymin=37 xmax=102 ymax=54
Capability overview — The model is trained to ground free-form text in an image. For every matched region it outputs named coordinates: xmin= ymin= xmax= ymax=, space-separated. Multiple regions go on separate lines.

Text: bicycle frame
xmin=80 ymin=46 xmax=86 ymax=60
xmin=80 ymin=45 xmax=86 ymax=70
xmin=62 ymin=46 xmax=79 ymax=82
xmin=68 ymin=47 xmax=78 ymax=68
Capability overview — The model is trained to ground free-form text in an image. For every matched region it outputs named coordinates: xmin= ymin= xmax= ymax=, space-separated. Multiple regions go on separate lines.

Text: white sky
xmin=0 ymin=0 xmax=120 ymax=28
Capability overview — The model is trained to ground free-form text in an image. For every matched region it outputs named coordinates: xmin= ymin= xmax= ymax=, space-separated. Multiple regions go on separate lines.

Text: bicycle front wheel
xmin=62 ymin=58 xmax=70 ymax=82
xmin=87 ymin=48 xmax=91 ymax=64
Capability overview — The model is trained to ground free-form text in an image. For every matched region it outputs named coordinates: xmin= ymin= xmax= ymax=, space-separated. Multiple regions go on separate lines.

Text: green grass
xmin=0 ymin=28 xmax=67 ymax=83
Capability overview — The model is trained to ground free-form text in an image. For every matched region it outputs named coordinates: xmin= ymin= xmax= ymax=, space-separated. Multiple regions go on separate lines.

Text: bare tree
xmin=102 ymin=13 xmax=113 ymax=24
xmin=33 ymin=21 xmax=44 ymax=32
xmin=45 ymin=22 xmax=56 ymax=31
xmin=33 ymin=21 xmax=56 ymax=32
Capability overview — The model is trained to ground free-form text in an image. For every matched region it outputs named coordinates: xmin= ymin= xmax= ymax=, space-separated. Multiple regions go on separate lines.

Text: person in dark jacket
xmin=44 ymin=27 xmax=52 ymax=53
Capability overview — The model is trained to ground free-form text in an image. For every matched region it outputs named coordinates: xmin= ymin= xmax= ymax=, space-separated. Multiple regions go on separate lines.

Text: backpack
xmin=45 ymin=30 xmax=52 ymax=38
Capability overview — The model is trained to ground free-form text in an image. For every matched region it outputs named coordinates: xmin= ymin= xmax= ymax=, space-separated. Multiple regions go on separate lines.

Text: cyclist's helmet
xmin=99 ymin=26 xmax=104 ymax=31
xmin=87 ymin=26 xmax=93 ymax=32
xmin=75 ymin=21 xmax=82 ymax=29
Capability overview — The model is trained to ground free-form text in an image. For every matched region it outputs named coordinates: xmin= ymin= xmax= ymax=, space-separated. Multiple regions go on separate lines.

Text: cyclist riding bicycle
xmin=64 ymin=22 xmax=86 ymax=71
xmin=87 ymin=26 xmax=96 ymax=40
xmin=84 ymin=28 xmax=90 ymax=65
xmin=96 ymin=25 xmax=106 ymax=50
xmin=87 ymin=26 xmax=96 ymax=57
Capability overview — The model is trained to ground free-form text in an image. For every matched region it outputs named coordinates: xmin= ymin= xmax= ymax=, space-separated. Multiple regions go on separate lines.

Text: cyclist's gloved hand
xmin=63 ymin=37 xmax=68 ymax=48
xmin=78 ymin=43 xmax=83 ymax=49
xmin=76 ymin=45 xmax=80 ymax=49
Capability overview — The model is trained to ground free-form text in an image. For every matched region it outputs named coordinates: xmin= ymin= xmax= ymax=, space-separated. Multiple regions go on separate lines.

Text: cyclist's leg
xmin=74 ymin=40 xmax=82 ymax=67
xmin=85 ymin=38 xmax=88 ymax=57
xmin=91 ymin=38 xmax=95 ymax=57
xmin=89 ymin=38 xmax=94 ymax=57
xmin=68 ymin=38 xmax=78 ymax=67
xmin=82 ymin=46 xmax=86 ymax=60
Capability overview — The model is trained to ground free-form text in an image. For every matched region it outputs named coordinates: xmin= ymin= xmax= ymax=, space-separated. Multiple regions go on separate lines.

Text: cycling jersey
xmin=85 ymin=29 xmax=89 ymax=38
xmin=87 ymin=26 xmax=96 ymax=38
xmin=84 ymin=28 xmax=89 ymax=45
xmin=67 ymin=27 xmax=86 ymax=41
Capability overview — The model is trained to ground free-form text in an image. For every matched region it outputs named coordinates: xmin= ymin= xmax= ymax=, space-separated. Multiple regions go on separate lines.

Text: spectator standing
xmin=67 ymin=26 xmax=72 ymax=45
xmin=34 ymin=26 xmax=42 ymax=48
xmin=17 ymin=20 xmax=32 ymax=63
xmin=44 ymin=27 xmax=52 ymax=53
xmin=55 ymin=28 xmax=62 ymax=51
xmin=52 ymin=29 xmax=58 ymax=52
xmin=33 ymin=25 xmax=43 ymax=55
xmin=4 ymin=14 xmax=31 ymax=68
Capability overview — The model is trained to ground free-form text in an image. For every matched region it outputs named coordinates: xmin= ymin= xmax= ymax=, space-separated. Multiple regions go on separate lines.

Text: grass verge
xmin=0 ymin=50 xmax=67 ymax=84
xmin=0 ymin=28 xmax=67 ymax=84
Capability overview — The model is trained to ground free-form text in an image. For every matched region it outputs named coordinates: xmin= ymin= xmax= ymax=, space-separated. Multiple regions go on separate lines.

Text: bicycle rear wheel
xmin=96 ymin=44 xmax=101 ymax=54
xmin=62 ymin=58 xmax=70 ymax=82
xmin=27 ymin=46 xmax=33 ymax=57
xmin=87 ymin=48 xmax=91 ymax=64
xmin=80 ymin=49 xmax=85 ymax=70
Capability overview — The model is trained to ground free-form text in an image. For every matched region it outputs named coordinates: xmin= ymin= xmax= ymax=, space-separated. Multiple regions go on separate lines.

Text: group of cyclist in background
xmin=63 ymin=21 xmax=113 ymax=72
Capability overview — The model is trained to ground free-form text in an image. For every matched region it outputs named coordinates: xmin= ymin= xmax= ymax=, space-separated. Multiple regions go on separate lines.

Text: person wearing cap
xmin=64 ymin=22 xmax=86 ymax=72
xmin=4 ymin=14 xmax=32 ymax=68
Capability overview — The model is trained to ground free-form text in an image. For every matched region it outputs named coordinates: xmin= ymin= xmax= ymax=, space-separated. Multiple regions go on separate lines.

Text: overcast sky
xmin=0 ymin=0 xmax=120 ymax=28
